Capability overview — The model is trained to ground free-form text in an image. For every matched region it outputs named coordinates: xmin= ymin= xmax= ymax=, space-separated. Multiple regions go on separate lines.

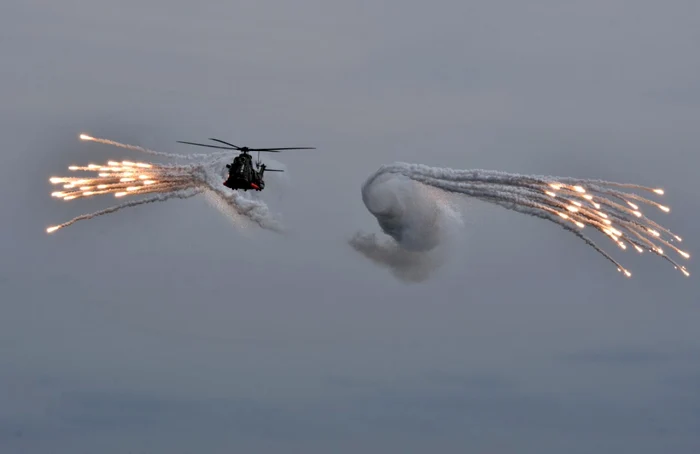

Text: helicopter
xmin=176 ymin=138 xmax=315 ymax=191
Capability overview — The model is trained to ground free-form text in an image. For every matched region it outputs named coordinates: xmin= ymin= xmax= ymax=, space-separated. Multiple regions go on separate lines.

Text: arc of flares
xmin=46 ymin=134 xmax=210 ymax=233
xmin=373 ymin=163 xmax=691 ymax=278
xmin=46 ymin=133 xmax=285 ymax=235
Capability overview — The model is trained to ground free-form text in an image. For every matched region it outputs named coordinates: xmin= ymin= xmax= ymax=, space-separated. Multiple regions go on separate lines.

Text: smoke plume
xmin=349 ymin=170 xmax=464 ymax=282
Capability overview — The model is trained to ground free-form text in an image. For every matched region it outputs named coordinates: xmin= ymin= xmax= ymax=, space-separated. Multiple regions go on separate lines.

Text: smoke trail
xmin=79 ymin=134 xmax=232 ymax=160
xmin=47 ymin=135 xmax=284 ymax=234
xmin=354 ymin=162 xmax=690 ymax=280
xmin=79 ymin=134 xmax=190 ymax=159
xmin=46 ymin=190 xmax=202 ymax=232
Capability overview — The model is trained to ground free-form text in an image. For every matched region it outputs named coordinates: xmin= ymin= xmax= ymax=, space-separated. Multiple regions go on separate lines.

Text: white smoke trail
xmin=353 ymin=162 xmax=691 ymax=279
xmin=47 ymin=135 xmax=284 ymax=234
xmin=78 ymin=134 xmax=233 ymax=160
xmin=46 ymin=190 xmax=202 ymax=232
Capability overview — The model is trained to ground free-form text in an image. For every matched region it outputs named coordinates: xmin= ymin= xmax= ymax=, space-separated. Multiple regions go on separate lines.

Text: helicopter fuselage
xmin=223 ymin=152 xmax=266 ymax=191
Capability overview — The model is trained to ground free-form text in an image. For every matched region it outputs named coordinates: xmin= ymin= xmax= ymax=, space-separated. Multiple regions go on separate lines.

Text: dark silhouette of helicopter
xmin=176 ymin=138 xmax=315 ymax=191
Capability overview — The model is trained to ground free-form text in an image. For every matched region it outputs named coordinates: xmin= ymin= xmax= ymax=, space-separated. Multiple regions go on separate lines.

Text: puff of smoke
xmin=349 ymin=171 xmax=463 ymax=283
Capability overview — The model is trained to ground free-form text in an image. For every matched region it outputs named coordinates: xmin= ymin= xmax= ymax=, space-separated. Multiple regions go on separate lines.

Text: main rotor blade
xmin=248 ymin=147 xmax=316 ymax=151
xmin=263 ymin=169 xmax=284 ymax=172
xmin=176 ymin=140 xmax=237 ymax=150
xmin=208 ymin=138 xmax=241 ymax=149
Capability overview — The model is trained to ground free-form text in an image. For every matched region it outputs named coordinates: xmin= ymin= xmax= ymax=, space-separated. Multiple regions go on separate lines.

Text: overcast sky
xmin=2 ymin=0 xmax=699 ymax=452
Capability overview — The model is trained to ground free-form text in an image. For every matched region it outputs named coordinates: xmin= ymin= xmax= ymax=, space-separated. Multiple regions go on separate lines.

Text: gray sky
xmin=2 ymin=0 xmax=699 ymax=452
